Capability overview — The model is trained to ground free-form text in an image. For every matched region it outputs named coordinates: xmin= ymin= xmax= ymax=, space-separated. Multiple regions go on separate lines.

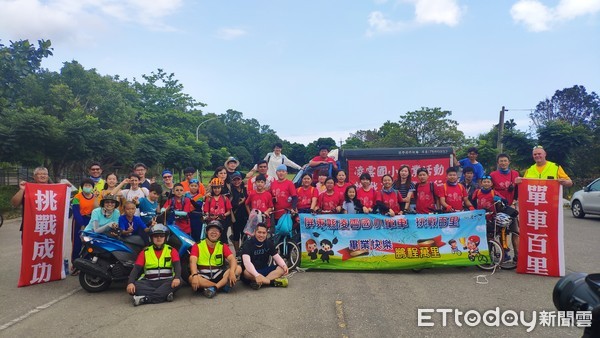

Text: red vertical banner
xmin=517 ymin=179 xmax=564 ymax=277
xmin=19 ymin=183 xmax=71 ymax=287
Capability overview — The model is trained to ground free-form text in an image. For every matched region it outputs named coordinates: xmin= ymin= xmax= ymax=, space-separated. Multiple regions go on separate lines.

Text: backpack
xmin=266 ymin=153 xmax=285 ymax=165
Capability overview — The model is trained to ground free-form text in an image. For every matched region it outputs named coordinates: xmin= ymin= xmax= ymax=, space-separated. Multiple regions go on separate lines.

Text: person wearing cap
xmin=180 ymin=166 xmax=206 ymax=198
xmin=517 ymin=145 xmax=573 ymax=187
xmin=133 ymin=162 xmax=152 ymax=190
xmin=224 ymin=156 xmax=245 ymax=183
xmin=189 ymin=220 xmax=240 ymax=298
xmin=160 ymin=170 xmax=175 ymax=206
xmin=249 ymin=142 xmax=303 ymax=178
xmin=127 ymin=224 xmax=181 ymax=306
xmin=229 ymin=171 xmax=249 ymax=252
xmin=85 ymin=194 xmax=121 ymax=233
xmin=270 ymin=164 xmax=298 ymax=222
xmin=414 ymin=167 xmax=439 ymax=214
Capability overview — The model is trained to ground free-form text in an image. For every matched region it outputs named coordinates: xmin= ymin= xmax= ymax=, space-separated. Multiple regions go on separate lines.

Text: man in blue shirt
xmin=455 ymin=147 xmax=485 ymax=185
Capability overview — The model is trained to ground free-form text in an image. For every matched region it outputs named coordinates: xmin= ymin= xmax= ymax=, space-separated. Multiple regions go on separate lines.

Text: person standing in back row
xmin=251 ymin=143 xmax=303 ymax=178
xmin=517 ymin=145 xmax=573 ymax=187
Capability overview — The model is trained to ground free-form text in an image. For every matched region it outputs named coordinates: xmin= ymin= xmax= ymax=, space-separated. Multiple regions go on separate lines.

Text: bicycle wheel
xmin=477 ymin=240 xmax=503 ymax=271
xmin=270 ymin=240 xmax=300 ymax=270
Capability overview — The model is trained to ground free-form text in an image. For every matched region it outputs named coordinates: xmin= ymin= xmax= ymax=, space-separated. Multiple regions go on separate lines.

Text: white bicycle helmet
xmin=495 ymin=212 xmax=512 ymax=228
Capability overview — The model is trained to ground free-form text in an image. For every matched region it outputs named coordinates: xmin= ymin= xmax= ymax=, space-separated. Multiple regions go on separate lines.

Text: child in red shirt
xmin=316 ymin=177 xmax=342 ymax=213
xmin=356 ymin=173 xmax=378 ymax=213
xmin=377 ymin=174 xmax=402 ymax=216
xmin=438 ymin=167 xmax=474 ymax=212
xmin=297 ymin=173 xmax=318 ymax=212
xmin=245 ymin=174 xmax=274 ymax=226
xmin=270 ymin=164 xmax=298 ymax=221
xmin=415 ymin=167 xmax=438 ymax=214
xmin=162 ymin=183 xmax=194 ymax=234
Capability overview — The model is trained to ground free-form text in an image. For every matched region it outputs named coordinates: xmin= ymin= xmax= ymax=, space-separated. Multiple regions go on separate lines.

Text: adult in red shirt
xmin=316 ymin=177 xmax=342 ymax=213
xmin=490 ymin=153 xmax=519 ymax=206
xmin=333 ymin=170 xmax=351 ymax=199
xmin=126 ymin=224 xmax=181 ymax=306
xmin=297 ymin=173 xmax=318 ymax=212
xmin=437 ymin=167 xmax=474 ymax=212
xmin=270 ymin=164 xmax=298 ymax=221
xmin=414 ymin=167 xmax=438 ymax=214
xmin=356 ymin=173 xmax=378 ymax=213
xmin=308 ymin=145 xmax=338 ymax=182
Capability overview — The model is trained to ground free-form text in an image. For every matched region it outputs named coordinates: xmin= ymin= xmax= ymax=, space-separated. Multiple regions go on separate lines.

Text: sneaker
xmin=202 ymin=286 xmax=217 ymax=298
xmin=132 ymin=295 xmax=147 ymax=306
xmin=221 ymin=285 xmax=231 ymax=293
xmin=272 ymin=277 xmax=288 ymax=288
xmin=166 ymin=292 xmax=174 ymax=302
xmin=249 ymin=282 xmax=261 ymax=290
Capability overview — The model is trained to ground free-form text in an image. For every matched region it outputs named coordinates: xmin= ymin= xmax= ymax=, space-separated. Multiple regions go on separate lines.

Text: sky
xmin=1 ymin=0 xmax=599 ymax=145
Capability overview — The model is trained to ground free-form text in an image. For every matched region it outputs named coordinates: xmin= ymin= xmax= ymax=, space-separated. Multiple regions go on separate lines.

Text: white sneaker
xmin=133 ymin=295 xmax=146 ymax=306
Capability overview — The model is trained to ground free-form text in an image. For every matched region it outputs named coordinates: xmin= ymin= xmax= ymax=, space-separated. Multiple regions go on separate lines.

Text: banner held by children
xmin=299 ymin=211 xmax=488 ymax=270
xmin=19 ymin=183 xmax=71 ymax=287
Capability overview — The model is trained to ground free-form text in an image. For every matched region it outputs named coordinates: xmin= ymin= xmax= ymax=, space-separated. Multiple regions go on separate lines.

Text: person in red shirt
xmin=162 ymin=183 xmax=194 ymax=234
xmin=246 ymin=160 xmax=275 ymax=193
xmin=203 ymin=177 xmax=232 ymax=243
xmin=297 ymin=173 xmax=318 ymax=213
xmin=438 ymin=167 xmax=474 ymax=212
xmin=333 ymin=170 xmax=351 ymax=199
xmin=245 ymin=174 xmax=274 ymax=227
xmin=377 ymin=174 xmax=402 ymax=216
xmin=356 ymin=173 xmax=378 ymax=213
xmin=180 ymin=166 xmax=206 ymax=198
xmin=490 ymin=153 xmax=519 ymax=206
xmin=126 ymin=224 xmax=181 ymax=306
xmin=415 ymin=167 xmax=438 ymax=214
xmin=270 ymin=164 xmax=298 ymax=222
xmin=316 ymin=177 xmax=342 ymax=213
xmin=308 ymin=145 xmax=338 ymax=183
xmin=471 ymin=176 xmax=496 ymax=212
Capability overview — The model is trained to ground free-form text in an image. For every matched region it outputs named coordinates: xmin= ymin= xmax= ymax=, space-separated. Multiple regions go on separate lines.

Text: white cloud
xmin=413 ymin=0 xmax=462 ymax=26
xmin=367 ymin=0 xmax=464 ymax=36
xmin=216 ymin=28 xmax=248 ymax=40
xmin=0 ymin=0 xmax=183 ymax=44
xmin=511 ymin=0 xmax=600 ymax=32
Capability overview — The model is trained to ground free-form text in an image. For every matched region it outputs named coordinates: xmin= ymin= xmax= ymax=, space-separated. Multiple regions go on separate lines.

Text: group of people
xmin=11 ymin=143 xmax=573 ymax=305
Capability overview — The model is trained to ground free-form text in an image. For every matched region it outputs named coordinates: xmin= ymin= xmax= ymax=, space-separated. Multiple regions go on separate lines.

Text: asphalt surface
xmin=0 ymin=212 xmax=598 ymax=338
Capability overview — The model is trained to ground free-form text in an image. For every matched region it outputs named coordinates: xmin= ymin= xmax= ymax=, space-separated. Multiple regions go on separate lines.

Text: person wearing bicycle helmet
xmin=203 ymin=177 xmax=232 ymax=243
xmin=126 ymin=224 xmax=181 ymax=306
xmin=189 ymin=220 xmax=240 ymax=298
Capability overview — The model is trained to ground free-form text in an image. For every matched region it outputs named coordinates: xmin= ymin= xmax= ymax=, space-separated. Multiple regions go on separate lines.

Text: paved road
xmin=0 ymin=213 xmax=598 ymax=337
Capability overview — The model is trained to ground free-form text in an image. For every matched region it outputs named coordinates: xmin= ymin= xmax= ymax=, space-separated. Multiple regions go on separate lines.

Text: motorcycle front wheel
xmin=79 ymin=271 xmax=111 ymax=293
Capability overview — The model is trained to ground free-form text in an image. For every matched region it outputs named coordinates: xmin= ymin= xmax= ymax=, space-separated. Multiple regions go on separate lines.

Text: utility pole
xmin=498 ymin=106 xmax=506 ymax=153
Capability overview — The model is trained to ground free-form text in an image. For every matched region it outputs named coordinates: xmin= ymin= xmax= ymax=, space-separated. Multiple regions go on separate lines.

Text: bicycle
xmin=477 ymin=201 xmax=519 ymax=271
xmin=269 ymin=211 xmax=301 ymax=270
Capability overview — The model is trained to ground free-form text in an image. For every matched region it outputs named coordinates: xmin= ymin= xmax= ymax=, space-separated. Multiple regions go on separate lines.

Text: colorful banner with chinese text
xmin=517 ymin=179 xmax=564 ymax=277
xmin=19 ymin=183 xmax=71 ymax=287
xmin=300 ymin=211 xmax=488 ymax=270
xmin=347 ymin=158 xmax=450 ymax=190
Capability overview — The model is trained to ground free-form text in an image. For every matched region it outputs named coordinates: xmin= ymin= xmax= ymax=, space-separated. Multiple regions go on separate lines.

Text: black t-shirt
xmin=241 ymin=237 xmax=276 ymax=270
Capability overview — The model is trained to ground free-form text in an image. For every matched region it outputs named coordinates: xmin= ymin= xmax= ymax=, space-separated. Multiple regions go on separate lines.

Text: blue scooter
xmin=74 ymin=221 xmax=196 ymax=293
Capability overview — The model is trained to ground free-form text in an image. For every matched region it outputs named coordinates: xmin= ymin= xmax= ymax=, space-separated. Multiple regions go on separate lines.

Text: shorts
xmin=199 ymin=269 xmax=225 ymax=284
xmin=509 ymin=217 xmax=519 ymax=235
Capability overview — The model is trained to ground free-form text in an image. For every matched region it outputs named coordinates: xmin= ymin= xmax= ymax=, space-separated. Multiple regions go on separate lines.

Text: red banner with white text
xmin=347 ymin=158 xmax=450 ymax=190
xmin=19 ymin=183 xmax=71 ymax=287
xmin=516 ymin=179 xmax=564 ymax=277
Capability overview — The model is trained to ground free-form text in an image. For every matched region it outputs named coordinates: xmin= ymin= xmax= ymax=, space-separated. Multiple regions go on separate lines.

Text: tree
xmin=531 ymin=85 xmax=600 ymax=129
xmin=537 ymin=120 xmax=592 ymax=176
xmin=399 ymin=107 xmax=466 ymax=147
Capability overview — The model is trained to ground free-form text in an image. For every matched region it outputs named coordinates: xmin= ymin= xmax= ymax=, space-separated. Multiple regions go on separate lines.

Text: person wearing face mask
xmin=70 ymin=178 xmax=97 ymax=275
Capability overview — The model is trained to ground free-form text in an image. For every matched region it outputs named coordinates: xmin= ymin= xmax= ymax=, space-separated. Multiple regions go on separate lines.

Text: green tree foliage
xmin=537 ymin=120 xmax=592 ymax=177
xmin=305 ymin=138 xmax=337 ymax=162
xmin=399 ymin=107 xmax=465 ymax=147
xmin=531 ymin=85 xmax=600 ymax=129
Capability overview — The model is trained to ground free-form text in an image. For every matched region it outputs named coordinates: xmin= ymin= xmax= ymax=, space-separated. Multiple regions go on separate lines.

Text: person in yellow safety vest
xmin=188 ymin=220 xmax=241 ymax=298
xmin=516 ymin=145 xmax=573 ymax=187
xmin=126 ymin=224 xmax=181 ymax=306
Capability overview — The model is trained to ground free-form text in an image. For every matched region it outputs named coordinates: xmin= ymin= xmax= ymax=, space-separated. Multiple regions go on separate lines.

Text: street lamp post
xmin=195 ymin=117 xmax=219 ymax=182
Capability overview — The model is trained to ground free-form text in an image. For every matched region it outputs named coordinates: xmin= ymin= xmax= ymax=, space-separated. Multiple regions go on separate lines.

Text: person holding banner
xmin=377 ymin=174 xmax=403 ymax=216
xmin=70 ymin=178 xmax=97 ymax=275
xmin=126 ymin=224 xmax=181 ymax=306
xmin=11 ymin=166 xmax=50 ymax=233
xmin=414 ymin=167 xmax=438 ymax=214
xmin=518 ymin=146 xmax=573 ymax=187
xmin=316 ymin=177 xmax=343 ymax=214
xmin=84 ymin=195 xmax=121 ymax=234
